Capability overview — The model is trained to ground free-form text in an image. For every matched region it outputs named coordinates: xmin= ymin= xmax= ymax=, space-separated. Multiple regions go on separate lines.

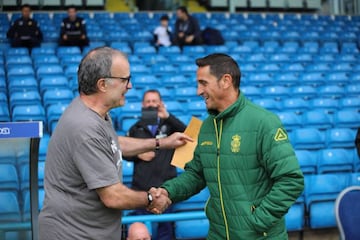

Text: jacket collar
xmin=209 ymin=92 xmax=246 ymax=120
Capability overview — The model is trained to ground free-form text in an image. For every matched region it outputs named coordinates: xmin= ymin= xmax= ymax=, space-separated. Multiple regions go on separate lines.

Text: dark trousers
xmin=10 ymin=38 xmax=41 ymax=49
xmin=129 ymin=208 xmax=174 ymax=240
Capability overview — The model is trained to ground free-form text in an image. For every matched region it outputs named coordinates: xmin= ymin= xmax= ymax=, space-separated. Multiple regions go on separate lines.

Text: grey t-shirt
xmin=39 ymin=97 xmax=123 ymax=240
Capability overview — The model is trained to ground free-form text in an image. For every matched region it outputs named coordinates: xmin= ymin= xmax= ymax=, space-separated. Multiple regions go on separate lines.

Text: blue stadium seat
xmin=7 ymin=65 xmax=35 ymax=78
xmin=305 ymin=62 xmax=331 ymax=72
xmin=131 ymin=75 xmax=159 ymax=89
xmin=33 ymin=54 xmax=60 ymax=68
xmin=326 ymin=128 xmax=356 ymax=148
xmin=179 ymin=64 xmax=197 ymax=75
xmin=133 ymin=45 xmax=156 ymax=55
xmin=326 ymin=72 xmax=350 ymax=85
xmin=281 ymin=97 xmax=309 ymax=114
xmin=317 ymin=149 xmax=354 ymax=174
xmin=46 ymin=103 xmax=69 ymax=133
xmin=291 ymin=85 xmax=317 ymax=99
xmin=245 ymin=53 xmax=266 ymax=63
xmin=9 ymin=91 xmax=42 ymax=111
xmin=285 ymin=202 xmax=305 ymax=232
xmin=0 ymin=164 xmax=19 ymax=192
xmin=350 ymin=172 xmax=360 ymax=186
xmin=332 ymin=62 xmax=353 ymax=72
xmin=175 ymin=219 xmax=209 ymax=240
xmin=164 ymin=101 xmax=184 ymax=116
xmin=122 ymin=160 xmax=134 ymax=187
xmin=290 ymin=128 xmax=325 ymax=150
xmin=258 ymin=63 xmax=281 ymax=73
xmin=158 ymin=46 xmax=181 ymax=56
xmin=142 ymin=55 xmax=168 ymax=65
xmin=12 ymin=104 xmax=46 ymax=124
xmin=333 ymin=110 xmax=360 ymax=128
xmin=283 ymin=63 xmax=305 ymax=73
xmin=309 ymin=97 xmax=339 ymax=113
xmin=345 ymin=83 xmax=360 ymax=97
xmin=173 ymin=187 xmax=210 ymax=212
xmin=302 ymin=110 xmax=332 ymax=130
xmin=241 ymin=86 xmax=262 ymax=99
xmin=276 ymin=111 xmax=302 ymax=131
xmin=339 ymin=97 xmax=360 ymax=111
xmin=174 ymin=87 xmax=199 ymax=102
xmin=186 ymin=100 xmax=206 ymax=118
xmin=121 ymin=118 xmax=138 ymax=133
xmin=57 ymin=46 xmax=81 ymax=58
xmin=116 ymin=101 xmax=142 ymax=128
xmin=274 ymin=72 xmax=299 ymax=86
xmin=42 ymin=88 xmax=73 ymax=109
xmin=300 ymin=41 xmax=319 ymax=53
xmin=5 ymin=47 xmax=29 ymax=56
xmin=152 ymin=64 xmax=178 ymax=76
xmin=8 ymin=75 xmax=38 ymax=94
xmin=38 ymin=133 xmax=50 ymax=162
xmin=161 ymin=75 xmax=190 ymax=88
xmin=110 ymin=42 xmax=132 ymax=54
xmin=60 ymin=55 xmax=82 ymax=67
xmin=0 ymin=104 xmax=10 ymax=122
xmin=252 ymin=98 xmax=280 ymax=112
xmin=0 ymin=191 xmax=21 ymax=222
xmin=262 ymin=85 xmax=289 ymax=100
xmin=299 ymin=72 xmax=325 ymax=86
xmin=130 ymin=64 xmax=151 ymax=74
xmin=248 ymin=73 xmax=273 ymax=86
xmin=294 ymin=150 xmax=317 ymax=175
xmin=6 ymin=55 xmax=32 ymax=68
xmin=182 ymin=46 xmax=206 ymax=55
xmin=31 ymin=46 xmax=56 ymax=57
xmin=306 ymin=174 xmax=349 ymax=229
xmin=36 ymin=64 xmax=64 ymax=79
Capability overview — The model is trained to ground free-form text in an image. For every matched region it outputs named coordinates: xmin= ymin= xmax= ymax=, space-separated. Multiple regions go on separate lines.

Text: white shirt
xmin=153 ymin=25 xmax=172 ymax=47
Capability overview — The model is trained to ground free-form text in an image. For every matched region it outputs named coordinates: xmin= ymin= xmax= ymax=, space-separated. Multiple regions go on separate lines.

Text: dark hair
xmin=142 ymin=89 xmax=162 ymax=101
xmin=21 ymin=4 xmax=31 ymax=10
xmin=66 ymin=4 xmax=77 ymax=11
xmin=77 ymin=47 xmax=126 ymax=95
xmin=177 ymin=6 xmax=188 ymax=15
xmin=160 ymin=15 xmax=169 ymax=21
xmin=196 ymin=53 xmax=241 ymax=89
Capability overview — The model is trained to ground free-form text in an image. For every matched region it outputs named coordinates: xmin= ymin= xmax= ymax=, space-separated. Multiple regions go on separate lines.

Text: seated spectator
xmin=59 ymin=5 xmax=89 ymax=50
xmin=173 ymin=6 xmax=202 ymax=47
xmin=127 ymin=222 xmax=151 ymax=240
xmin=153 ymin=15 xmax=172 ymax=47
xmin=7 ymin=4 xmax=43 ymax=49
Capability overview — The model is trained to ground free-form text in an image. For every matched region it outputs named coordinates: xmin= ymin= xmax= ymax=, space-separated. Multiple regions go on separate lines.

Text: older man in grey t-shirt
xmin=38 ymin=47 xmax=191 ymax=240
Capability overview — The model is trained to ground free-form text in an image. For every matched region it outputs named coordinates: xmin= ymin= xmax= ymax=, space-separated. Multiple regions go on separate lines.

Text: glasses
xmin=103 ymin=75 xmax=131 ymax=86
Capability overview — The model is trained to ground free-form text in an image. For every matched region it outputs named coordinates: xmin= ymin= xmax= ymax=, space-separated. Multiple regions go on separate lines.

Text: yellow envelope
xmin=171 ymin=116 xmax=202 ymax=169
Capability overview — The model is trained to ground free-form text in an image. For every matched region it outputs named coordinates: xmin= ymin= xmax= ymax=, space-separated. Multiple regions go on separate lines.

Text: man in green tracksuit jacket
xmin=154 ymin=53 xmax=304 ymax=239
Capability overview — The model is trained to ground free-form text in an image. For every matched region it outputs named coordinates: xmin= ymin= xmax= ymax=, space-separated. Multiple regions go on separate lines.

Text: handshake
xmin=146 ymin=187 xmax=171 ymax=214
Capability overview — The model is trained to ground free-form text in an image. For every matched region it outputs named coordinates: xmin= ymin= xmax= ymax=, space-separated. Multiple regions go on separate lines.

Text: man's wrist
xmin=147 ymin=191 xmax=153 ymax=206
xmin=155 ymin=138 xmax=160 ymax=151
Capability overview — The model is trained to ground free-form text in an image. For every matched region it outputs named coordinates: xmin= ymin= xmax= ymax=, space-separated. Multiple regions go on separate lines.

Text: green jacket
xmin=162 ymin=93 xmax=304 ymax=239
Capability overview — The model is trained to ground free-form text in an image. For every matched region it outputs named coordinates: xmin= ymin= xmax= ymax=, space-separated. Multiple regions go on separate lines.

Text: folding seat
xmin=305 ymin=63 xmax=331 ymax=72
xmin=317 ymin=148 xmax=354 ymax=174
xmin=350 ymin=172 xmax=360 ymax=186
xmin=285 ymin=201 xmax=305 ymax=232
xmin=337 ymin=53 xmax=358 ymax=63
xmin=169 ymin=55 xmax=192 ymax=65
xmin=43 ymin=88 xmax=74 ymax=109
xmin=270 ymin=53 xmax=290 ymax=63
xmin=299 ymin=72 xmax=326 ymax=86
xmin=280 ymin=41 xmax=300 ymax=53
xmin=261 ymin=40 xmax=280 ymax=52
xmin=128 ymin=55 xmax=142 ymax=65
xmin=179 ymin=63 xmax=197 ymax=75
xmin=46 ymin=103 xmax=69 ymax=133
xmin=320 ymin=41 xmax=339 ymax=54
xmin=259 ymin=63 xmax=281 ymax=73
xmin=38 ymin=133 xmax=50 ymax=162
xmin=33 ymin=54 xmax=60 ymax=68
xmin=302 ymin=110 xmax=332 ymax=130
xmin=300 ymin=30 xmax=320 ymax=42
xmin=318 ymin=85 xmax=345 ymax=99
xmin=245 ymin=53 xmax=266 ymax=63
xmin=0 ymin=191 xmax=21 ymax=222
xmin=64 ymin=64 xmax=79 ymax=78
xmin=39 ymin=75 xmax=69 ymax=95
xmin=0 ymin=163 xmax=19 ymax=192
xmin=291 ymin=85 xmax=317 ymax=99
xmin=290 ymin=128 xmax=326 ymax=150
xmin=281 ymin=31 xmax=301 ymax=43
xmin=121 ymin=160 xmax=133 ymax=187
xmin=241 ymin=86 xmax=262 ymax=99
xmin=6 ymin=55 xmax=32 ymax=67
xmin=9 ymin=90 xmax=42 ymax=111
xmin=313 ymin=53 xmax=336 ymax=63
xmin=299 ymin=41 xmax=319 ymax=53
xmin=117 ymin=101 xmax=142 ymax=126
xmin=31 ymin=47 xmax=56 ymax=57
xmin=161 ymin=75 xmax=189 ymax=88
xmin=56 ymin=46 xmax=81 ymax=58
xmin=282 ymin=63 xmax=305 ymax=73
xmin=306 ymin=173 xmax=349 ymax=229
xmin=253 ymin=98 xmax=280 ymax=112
xmin=222 ymin=30 xmax=240 ymax=41
xmin=131 ymin=75 xmax=159 ymax=90
xmin=60 ymin=55 xmax=82 ymax=67
xmin=332 ymin=63 xmax=353 ymax=72
xmin=7 ymin=65 xmax=35 ymax=78
xmin=345 ymin=83 xmax=360 ymax=97
xmin=173 ymin=187 xmax=210 ymax=212
xmin=262 ymin=85 xmax=289 ymax=100
xmin=274 ymin=72 xmax=299 ymax=86
xmin=333 ymin=109 xmax=360 ymax=128
xmin=309 ymin=97 xmax=339 ymax=113
xmin=132 ymin=30 xmax=153 ymax=42
xmin=186 ymin=100 xmax=206 ymax=118
xmin=0 ymin=104 xmax=10 ymax=122
xmin=248 ymin=73 xmax=273 ymax=86
xmin=130 ymin=64 xmax=151 ymax=74
xmin=326 ymin=128 xmax=356 ymax=148
xmin=182 ymin=46 xmax=206 ymax=55
xmin=339 ymin=97 xmax=360 ymax=111
xmin=164 ymin=101 xmax=185 ymax=115
xmin=158 ymin=46 xmax=181 ymax=56
xmin=340 ymin=42 xmax=359 ymax=53
xmin=8 ymin=75 xmax=38 ymax=94
xmin=36 ymin=64 xmax=64 ymax=79
xmin=175 ymin=218 xmax=209 ymax=240
xmin=232 ymin=45 xmax=253 ymax=54
xmin=5 ymin=47 xmax=29 ymax=56
xmin=276 ymin=111 xmax=302 ymax=131
xmin=294 ymin=150 xmax=317 ymax=174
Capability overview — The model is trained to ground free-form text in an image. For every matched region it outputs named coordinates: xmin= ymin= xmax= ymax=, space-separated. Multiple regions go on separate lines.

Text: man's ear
xmin=97 ymin=78 xmax=107 ymax=92
xmin=221 ymin=74 xmax=232 ymax=89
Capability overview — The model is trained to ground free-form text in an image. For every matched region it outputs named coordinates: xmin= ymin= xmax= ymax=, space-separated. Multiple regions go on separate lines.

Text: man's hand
xmin=63 ymin=34 xmax=68 ymax=40
xmin=147 ymin=187 xmax=171 ymax=214
xmin=185 ymin=35 xmax=194 ymax=43
xmin=138 ymin=151 xmax=155 ymax=161
xmin=160 ymin=132 xmax=193 ymax=149
xmin=157 ymin=101 xmax=169 ymax=119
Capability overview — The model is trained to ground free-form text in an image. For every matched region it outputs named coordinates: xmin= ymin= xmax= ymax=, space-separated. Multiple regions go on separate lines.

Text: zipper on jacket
xmin=214 ymin=119 xmax=230 ymax=239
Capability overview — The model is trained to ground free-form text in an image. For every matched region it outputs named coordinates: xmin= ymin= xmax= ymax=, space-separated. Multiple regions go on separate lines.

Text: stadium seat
xmin=158 ymin=46 xmax=181 ymax=56
xmin=12 ymin=104 xmax=46 ymax=124
xmin=290 ymin=128 xmax=325 ymax=150
xmin=9 ymin=91 xmax=42 ymax=111
xmin=333 ymin=110 xmax=360 ymax=128
xmin=33 ymin=54 xmax=60 ymax=68
xmin=0 ymin=104 xmax=10 ymax=122
xmin=60 ymin=55 xmax=82 ymax=67
xmin=291 ymin=85 xmax=317 ymax=99
xmin=133 ymin=45 xmax=156 ymax=55
xmin=0 ymin=163 xmax=19 ymax=192
xmin=8 ymin=75 xmax=38 ymax=94
xmin=299 ymin=72 xmax=325 ymax=86
xmin=130 ymin=64 xmax=151 ymax=74
xmin=285 ymin=202 xmax=305 ymax=232
xmin=0 ymin=191 xmax=21 ymax=222
xmin=174 ymin=87 xmax=198 ymax=102
xmin=262 ymin=85 xmax=289 ymax=100
xmin=36 ymin=64 xmax=64 ymax=79
xmin=345 ymin=83 xmax=360 ymax=97
xmin=306 ymin=174 xmax=349 ymax=229
xmin=164 ymin=101 xmax=184 ymax=116
xmin=131 ymin=75 xmax=159 ymax=89
xmin=349 ymin=172 xmax=360 ymax=186
xmin=175 ymin=219 xmax=209 ymax=240
xmin=309 ymin=97 xmax=339 ymax=113
xmin=182 ymin=46 xmax=206 ymax=55
xmin=274 ymin=72 xmax=299 ymax=86
xmin=46 ymin=103 xmax=69 ymax=133
xmin=186 ymin=100 xmax=206 ymax=118
xmin=241 ymin=86 xmax=262 ymax=99
xmin=5 ymin=47 xmax=29 ymax=56
xmin=161 ymin=75 xmax=190 ymax=88
xmin=248 ymin=73 xmax=273 ymax=86
xmin=39 ymin=75 xmax=69 ymax=95
xmin=253 ymin=98 xmax=280 ymax=112
xmin=276 ymin=111 xmax=302 ymax=131
xmin=326 ymin=128 xmax=356 ymax=148
xmin=42 ymin=88 xmax=74 ymax=109
xmin=38 ymin=133 xmax=50 ymax=162
xmin=326 ymin=72 xmax=350 ymax=85
xmin=121 ymin=118 xmax=138 ymax=133
xmin=173 ymin=187 xmax=210 ymax=212
xmin=122 ymin=160 xmax=134 ymax=187
xmin=152 ymin=64 xmax=178 ymax=76
xmin=317 ymin=148 xmax=354 ymax=174
xmin=295 ymin=150 xmax=317 ymax=174
xmin=302 ymin=110 xmax=332 ymax=130
xmin=281 ymin=97 xmax=309 ymax=114
xmin=57 ymin=46 xmax=81 ymax=58
xmin=339 ymin=97 xmax=360 ymax=111
xmin=7 ymin=65 xmax=35 ymax=78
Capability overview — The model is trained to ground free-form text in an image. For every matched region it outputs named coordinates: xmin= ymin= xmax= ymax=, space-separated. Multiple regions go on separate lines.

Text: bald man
xmin=127 ymin=222 xmax=151 ymax=240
